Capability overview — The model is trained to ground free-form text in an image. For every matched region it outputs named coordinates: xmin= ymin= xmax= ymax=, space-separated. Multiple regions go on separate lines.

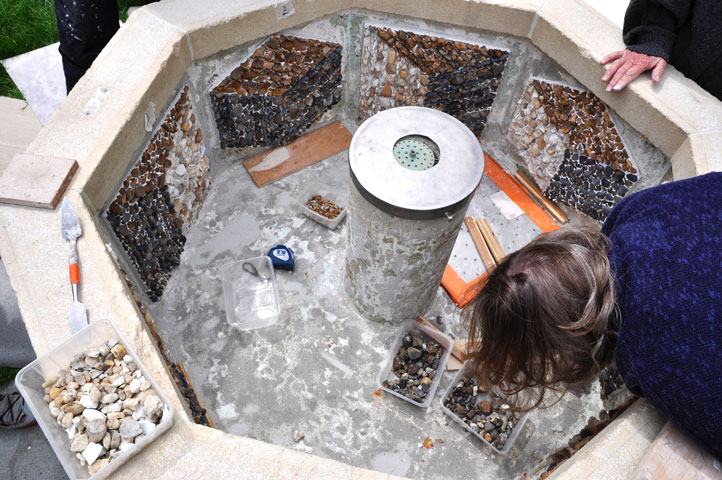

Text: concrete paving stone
xmin=145 ymin=0 xmax=354 ymax=60
xmin=1 ymin=44 xmax=66 ymax=126
xmin=0 ymin=256 xmax=35 ymax=368
xmin=355 ymin=0 xmax=542 ymax=39
xmin=671 ymin=131 xmax=722 ymax=180
xmin=0 ymin=97 xmax=42 ymax=150
xmin=549 ymin=399 xmax=667 ymax=480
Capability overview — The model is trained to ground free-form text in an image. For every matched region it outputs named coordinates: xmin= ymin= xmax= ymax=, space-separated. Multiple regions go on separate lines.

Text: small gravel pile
xmin=306 ymin=195 xmax=343 ymax=219
xmin=42 ymin=339 xmax=165 ymax=474
xmin=443 ymin=375 xmax=521 ymax=450
xmin=383 ymin=329 xmax=443 ymax=403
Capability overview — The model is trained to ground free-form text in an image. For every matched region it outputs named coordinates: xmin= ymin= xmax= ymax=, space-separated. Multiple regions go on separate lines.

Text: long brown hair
xmin=464 ymin=227 xmax=617 ymax=410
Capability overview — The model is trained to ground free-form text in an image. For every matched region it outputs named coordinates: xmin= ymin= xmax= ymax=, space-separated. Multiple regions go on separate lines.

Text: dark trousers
xmin=54 ymin=0 xmax=119 ymax=93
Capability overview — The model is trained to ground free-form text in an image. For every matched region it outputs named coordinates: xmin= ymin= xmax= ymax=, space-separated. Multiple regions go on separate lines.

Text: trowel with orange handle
xmin=61 ymin=197 xmax=88 ymax=333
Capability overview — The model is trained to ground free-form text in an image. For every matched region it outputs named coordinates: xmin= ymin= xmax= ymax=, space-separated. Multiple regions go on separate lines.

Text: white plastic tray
xmin=221 ymin=256 xmax=280 ymax=331
xmin=300 ymin=187 xmax=347 ymax=230
xmin=439 ymin=362 xmax=529 ymax=455
xmin=377 ymin=320 xmax=453 ymax=408
xmin=15 ymin=319 xmax=175 ymax=480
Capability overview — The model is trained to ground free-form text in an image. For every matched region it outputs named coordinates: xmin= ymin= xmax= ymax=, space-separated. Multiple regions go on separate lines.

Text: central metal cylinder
xmin=345 ymin=106 xmax=484 ymax=323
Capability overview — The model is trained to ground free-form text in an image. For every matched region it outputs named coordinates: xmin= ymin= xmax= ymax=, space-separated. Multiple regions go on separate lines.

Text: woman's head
xmin=464 ymin=227 xmax=617 ymax=410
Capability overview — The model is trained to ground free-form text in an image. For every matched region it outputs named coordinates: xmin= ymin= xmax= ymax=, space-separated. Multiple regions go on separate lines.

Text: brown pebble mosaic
xmin=210 ymin=34 xmax=343 ymax=149
xmin=106 ymin=86 xmax=210 ymax=301
xmin=358 ymin=26 xmax=508 ymax=137
xmin=509 ymin=78 xmax=638 ymax=220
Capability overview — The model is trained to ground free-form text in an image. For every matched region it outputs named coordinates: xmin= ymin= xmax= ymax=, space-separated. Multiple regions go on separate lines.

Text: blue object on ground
xmin=267 ymin=245 xmax=294 ymax=271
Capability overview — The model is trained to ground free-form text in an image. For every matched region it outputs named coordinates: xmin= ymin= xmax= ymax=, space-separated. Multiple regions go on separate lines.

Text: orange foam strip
xmin=483 ymin=153 xmax=559 ymax=233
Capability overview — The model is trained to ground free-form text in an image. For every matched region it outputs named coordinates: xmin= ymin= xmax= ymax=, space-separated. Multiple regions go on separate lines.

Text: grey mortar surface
xmin=134 ymin=10 xmax=666 ymax=479
xmin=146 ymin=140 xmax=610 ymax=479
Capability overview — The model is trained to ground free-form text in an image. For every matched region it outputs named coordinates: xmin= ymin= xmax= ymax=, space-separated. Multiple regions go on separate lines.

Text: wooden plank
xmin=243 ymin=121 xmax=352 ymax=187
xmin=464 ymin=217 xmax=497 ymax=271
xmin=483 ymin=153 xmax=560 ymax=233
xmin=0 ymin=153 xmax=78 ymax=209
xmin=476 ymin=218 xmax=506 ymax=265
xmin=632 ymin=421 xmax=722 ymax=480
xmin=514 ymin=170 xmax=569 ymax=224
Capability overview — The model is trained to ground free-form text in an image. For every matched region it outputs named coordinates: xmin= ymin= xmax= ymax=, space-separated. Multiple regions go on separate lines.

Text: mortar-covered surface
xmin=146 ymin=144 xmax=610 ymax=479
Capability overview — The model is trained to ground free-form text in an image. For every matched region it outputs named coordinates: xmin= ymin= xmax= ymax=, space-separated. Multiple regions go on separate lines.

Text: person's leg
xmin=54 ymin=0 xmax=120 ymax=93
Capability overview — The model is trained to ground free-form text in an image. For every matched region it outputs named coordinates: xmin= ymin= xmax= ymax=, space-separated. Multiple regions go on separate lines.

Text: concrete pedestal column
xmin=345 ymin=107 xmax=484 ymax=324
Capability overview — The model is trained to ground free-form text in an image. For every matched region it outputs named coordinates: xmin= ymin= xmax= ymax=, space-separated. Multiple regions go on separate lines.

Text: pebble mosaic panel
xmin=358 ymin=26 xmax=508 ymax=136
xmin=509 ymin=79 xmax=637 ymax=220
xmin=544 ymin=150 xmax=638 ymax=221
xmin=106 ymin=86 xmax=210 ymax=301
xmin=210 ymin=34 xmax=343 ymax=149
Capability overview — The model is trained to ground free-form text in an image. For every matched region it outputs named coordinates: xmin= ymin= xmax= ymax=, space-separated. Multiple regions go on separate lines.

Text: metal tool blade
xmin=61 ymin=197 xmax=82 ymax=241
xmin=69 ymin=301 xmax=88 ymax=334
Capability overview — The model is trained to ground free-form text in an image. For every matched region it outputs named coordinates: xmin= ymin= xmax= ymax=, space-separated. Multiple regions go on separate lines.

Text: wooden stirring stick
xmin=476 ymin=218 xmax=506 ymax=265
xmin=464 ymin=217 xmax=497 ymax=271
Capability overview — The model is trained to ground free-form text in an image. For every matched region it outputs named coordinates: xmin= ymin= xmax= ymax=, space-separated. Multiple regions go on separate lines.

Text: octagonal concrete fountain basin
xmin=1 ymin=1 xmax=721 ymax=479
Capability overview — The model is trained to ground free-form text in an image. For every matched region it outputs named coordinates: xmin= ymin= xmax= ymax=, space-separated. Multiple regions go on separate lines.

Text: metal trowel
xmin=61 ymin=197 xmax=88 ymax=333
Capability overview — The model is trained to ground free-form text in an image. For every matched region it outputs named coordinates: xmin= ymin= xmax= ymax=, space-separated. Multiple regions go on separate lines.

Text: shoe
xmin=0 ymin=392 xmax=36 ymax=429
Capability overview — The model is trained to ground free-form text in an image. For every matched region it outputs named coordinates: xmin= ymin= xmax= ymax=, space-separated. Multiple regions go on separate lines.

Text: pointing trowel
xmin=61 ymin=197 xmax=88 ymax=333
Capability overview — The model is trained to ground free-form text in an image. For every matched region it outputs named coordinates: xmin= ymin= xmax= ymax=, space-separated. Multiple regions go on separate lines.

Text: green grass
xmin=0 ymin=367 xmax=20 ymax=385
xmin=0 ymin=0 xmax=154 ymax=99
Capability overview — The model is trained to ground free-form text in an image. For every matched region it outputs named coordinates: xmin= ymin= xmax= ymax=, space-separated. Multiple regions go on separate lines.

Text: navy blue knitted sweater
xmin=602 ymin=172 xmax=722 ymax=458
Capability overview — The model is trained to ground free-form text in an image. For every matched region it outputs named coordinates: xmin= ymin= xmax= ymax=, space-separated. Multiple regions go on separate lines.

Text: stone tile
xmin=1 ymin=44 xmax=66 ymax=125
xmin=144 ymin=0 xmax=353 ymax=60
xmin=671 ymin=131 xmax=722 ymax=180
xmin=0 ymin=97 xmax=42 ymax=149
xmin=549 ymin=399 xmax=666 ymax=480
xmin=355 ymin=0 xmax=543 ymax=39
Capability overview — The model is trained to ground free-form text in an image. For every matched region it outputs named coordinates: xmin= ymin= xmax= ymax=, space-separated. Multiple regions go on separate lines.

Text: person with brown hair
xmin=464 ymin=172 xmax=722 ymax=459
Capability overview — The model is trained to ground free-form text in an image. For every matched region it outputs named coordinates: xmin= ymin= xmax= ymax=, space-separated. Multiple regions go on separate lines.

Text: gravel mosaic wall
xmin=210 ymin=34 xmax=342 ymax=149
xmin=358 ymin=26 xmax=508 ymax=136
xmin=106 ymin=86 xmax=210 ymax=301
xmin=509 ymin=79 xmax=637 ymax=220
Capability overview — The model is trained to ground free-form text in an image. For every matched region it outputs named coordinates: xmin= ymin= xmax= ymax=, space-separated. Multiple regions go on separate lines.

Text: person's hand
xmin=601 ymin=49 xmax=667 ymax=92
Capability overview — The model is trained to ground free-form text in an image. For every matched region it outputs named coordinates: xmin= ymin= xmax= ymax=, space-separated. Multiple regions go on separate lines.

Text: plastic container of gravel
xmin=377 ymin=320 xmax=453 ymax=408
xmin=15 ymin=319 xmax=175 ymax=480
xmin=439 ymin=362 xmax=529 ymax=455
xmin=299 ymin=186 xmax=347 ymax=230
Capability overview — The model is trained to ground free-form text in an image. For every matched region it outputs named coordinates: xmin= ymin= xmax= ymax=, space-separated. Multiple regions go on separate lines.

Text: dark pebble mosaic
xmin=544 ymin=149 xmax=638 ymax=221
xmin=210 ymin=34 xmax=343 ymax=149
xmin=106 ymin=86 xmax=210 ymax=301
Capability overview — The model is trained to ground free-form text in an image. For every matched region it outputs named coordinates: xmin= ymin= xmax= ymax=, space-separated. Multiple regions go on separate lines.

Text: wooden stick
xmin=476 ymin=218 xmax=506 ymax=265
xmin=464 ymin=217 xmax=497 ymax=271
xmin=416 ymin=317 xmax=468 ymax=362
xmin=514 ymin=170 xmax=568 ymax=224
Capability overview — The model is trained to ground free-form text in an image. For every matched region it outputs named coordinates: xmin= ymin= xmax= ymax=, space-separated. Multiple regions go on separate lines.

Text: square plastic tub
xmin=299 ymin=186 xmax=347 ymax=230
xmin=15 ymin=318 xmax=175 ymax=480
xmin=439 ymin=362 xmax=529 ymax=455
xmin=221 ymin=256 xmax=280 ymax=331
xmin=377 ymin=320 xmax=453 ymax=408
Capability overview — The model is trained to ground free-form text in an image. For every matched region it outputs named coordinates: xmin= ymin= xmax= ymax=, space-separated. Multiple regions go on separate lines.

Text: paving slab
xmin=2 ymin=44 xmax=66 ymax=126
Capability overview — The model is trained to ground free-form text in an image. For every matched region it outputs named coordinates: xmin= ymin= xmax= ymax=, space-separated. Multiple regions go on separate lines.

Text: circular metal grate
xmin=393 ymin=135 xmax=439 ymax=171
